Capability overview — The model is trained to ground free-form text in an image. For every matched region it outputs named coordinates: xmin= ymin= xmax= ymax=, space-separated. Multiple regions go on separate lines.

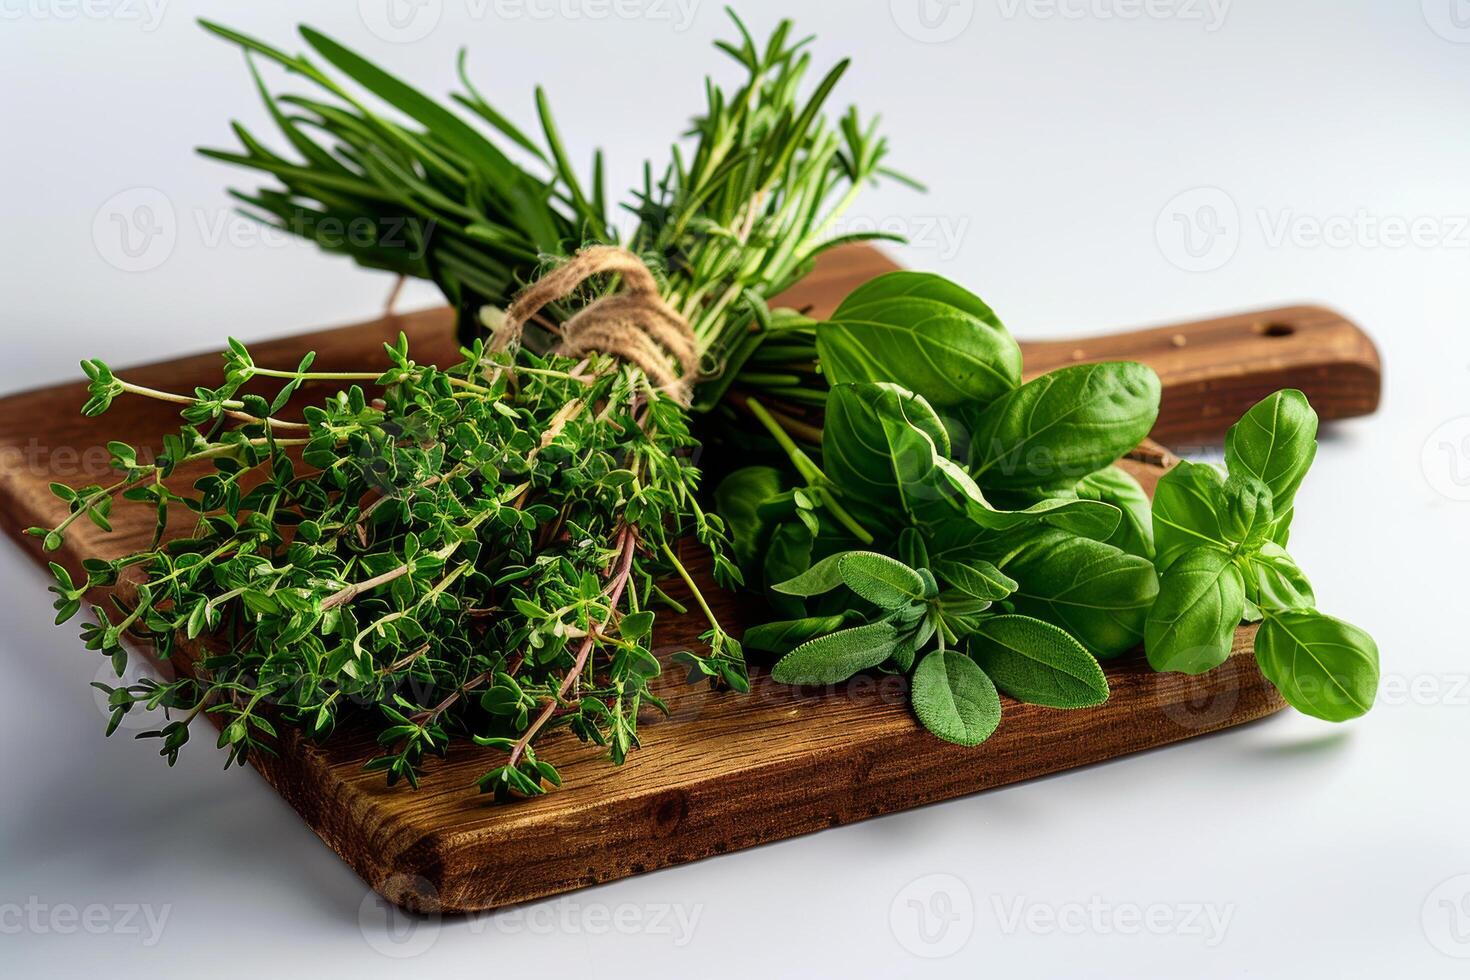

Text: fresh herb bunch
xmin=1147 ymin=391 xmax=1379 ymax=720
xmin=32 ymin=13 xmax=903 ymax=795
xmin=717 ymin=271 xmax=1380 ymax=744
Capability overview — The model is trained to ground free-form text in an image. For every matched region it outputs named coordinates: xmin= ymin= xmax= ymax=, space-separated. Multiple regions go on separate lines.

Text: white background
xmin=3 ymin=0 xmax=1469 ymax=976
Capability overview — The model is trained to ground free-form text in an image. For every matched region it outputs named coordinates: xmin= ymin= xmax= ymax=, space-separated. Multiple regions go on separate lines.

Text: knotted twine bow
xmin=489 ymin=246 xmax=698 ymax=403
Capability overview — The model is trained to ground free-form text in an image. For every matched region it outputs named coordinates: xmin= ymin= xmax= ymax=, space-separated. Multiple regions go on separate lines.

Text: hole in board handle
xmin=1255 ymin=321 xmax=1295 ymax=338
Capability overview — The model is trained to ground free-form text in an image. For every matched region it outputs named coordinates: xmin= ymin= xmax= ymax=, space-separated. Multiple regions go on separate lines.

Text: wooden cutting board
xmin=0 ymin=245 xmax=1380 ymax=913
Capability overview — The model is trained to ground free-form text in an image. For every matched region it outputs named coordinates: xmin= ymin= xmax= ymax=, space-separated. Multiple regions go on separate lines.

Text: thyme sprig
xmin=35 ymin=12 xmax=901 ymax=796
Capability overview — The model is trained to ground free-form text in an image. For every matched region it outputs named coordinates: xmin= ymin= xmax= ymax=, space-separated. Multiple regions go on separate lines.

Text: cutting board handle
xmin=1019 ymin=305 xmax=1382 ymax=447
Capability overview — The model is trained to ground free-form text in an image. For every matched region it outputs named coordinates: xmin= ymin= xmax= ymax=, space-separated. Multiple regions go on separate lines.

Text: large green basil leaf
xmin=763 ymin=521 xmax=815 ymax=617
xmin=714 ymin=465 xmax=785 ymax=573
xmin=1075 ymin=464 xmax=1154 ymax=559
xmin=970 ymin=615 xmax=1109 ymax=708
xmin=1224 ymin=389 xmax=1318 ymax=517
xmin=744 ymin=614 xmax=854 ymax=655
xmin=1151 ymin=460 xmax=1229 ymax=572
xmin=1255 ymin=610 xmax=1378 ymax=721
xmin=1004 ymin=530 xmax=1159 ymax=658
xmin=1240 ymin=542 xmax=1315 ymax=612
xmin=818 ymin=272 xmax=1021 ymax=409
xmin=1145 ymin=547 xmax=1245 ymax=674
xmin=910 ymin=649 xmax=1003 ymax=746
xmin=968 ymin=361 xmax=1161 ymax=491
xmin=771 ymin=620 xmax=902 ymax=685
xmin=823 ymin=381 xmax=950 ymax=520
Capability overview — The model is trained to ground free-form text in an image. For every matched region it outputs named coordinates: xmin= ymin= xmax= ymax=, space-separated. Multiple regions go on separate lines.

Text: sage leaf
xmin=1151 ymin=460 xmax=1229 ymax=572
xmin=1145 ymin=547 xmax=1245 ymax=675
xmin=1224 ymin=389 xmax=1318 ymax=517
xmin=1005 ymin=530 xmax=1159 ymax=658
xmin=910 ymin=649 xmax=1003 ymax=746
xmin=1255 ymin=610 xmax=1379 ymax=721
xmin=838 ymin=552 xmax=929 ymax=608
xmin=968 ymin=362 xmax=1161 ymax=491
xmin=970 ymin=615 xmax=1109 ymax=708
xmin=817 ymin=271 xmax=1022 ymax=409
xmin=1075 ymin=465 xmax=1154 ymax=559
xmin=771 ymin=621 xmax=901 ymax=685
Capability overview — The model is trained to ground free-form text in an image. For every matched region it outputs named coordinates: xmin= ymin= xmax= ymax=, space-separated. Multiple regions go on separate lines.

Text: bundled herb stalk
xmin=718 ymin=271 xmax=1380 ymax=743
xmin=33 ymin=13 xmax=904 ymax=795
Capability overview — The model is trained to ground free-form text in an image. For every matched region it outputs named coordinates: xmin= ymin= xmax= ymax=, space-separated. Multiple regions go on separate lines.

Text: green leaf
xmin=822 ymin=381 xmax=951 ymax=520
xmin=968 ymin=362 xmax=1161 ymax=491
xmin=1151 ymin=461 xmax=1229 ymax=572
xmin=744 ymin=614 xmax=852 ymax=655
xmin=1217 ymin=472 xmax=1274 ymax=548
xmin=1075 ymin=465 xmax=1154 ymax=559
xmin=970 ymin=615 xmax=1109 ymax=708
xmin=1255 ymin=610 xmax=1378 ymax=721
xmin=715 ymin=466 xmax=785 ymax=573
xmin=772 ymin=550 xmax=851 ymax=597
xmin=837 ymin=552 xmax=928 ymax=608
xmin=618 ymin=611 xmax=654 ymax=642
xmin=1145 ymin=547 xmax=1245 ymax=674
xmin=1240 ymin=542 xmax=1316 ymax=613
xmin=932 ymin=557 xmax=1016 ymax=601
xmin=1224 ymin=389 xmax=1318 ymax=517
xmin=1005 ymin=531 xmax=1158 ymax=658
xmin=818 ymin=272 xmax=1021 ymax=409
xmin=771 ymin=621 xmax=901 ymax=685
xmin=910 ymin=649 xmax=1002 ymax=746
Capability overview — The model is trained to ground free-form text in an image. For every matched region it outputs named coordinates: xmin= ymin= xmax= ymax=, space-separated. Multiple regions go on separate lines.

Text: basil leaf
xmin=1224 ymin=389 xmax=1318 ymax=516
xmin=714 ymin=465 xmax=785 ymax=573
xmin=744 ymin=614 xmax=853 ymax=655
xmin=1241 ymin=542 xmax=1315 ymax=612
xmin=1255 ymin=610 xmax=1379 ymax=721
xmin=823 ymin=381 xmax=951 ymax=519
xmin=838 ymin=552 xmax=929 ymax=608
xmin=1145 ymin=547 xmax=1245 ymax=675
xmin=763 ymin=521 xmax=814 ymax=617
xmin=1217 ymin=472 xmax=1274 ymax=549
xmin=968 ymin=362 xmax=1161 ymax=491
xmin=970 ymin=615 xmax=1109 ymax=708
xmin=910 ymin=649 xmax=1003 ymax=746
xmin=1151 ymin=460 xmax=1229 ymax=572
xmin=1075 ymin=464 xmax=1155 ymax=559
xmin=771 ymin=621 xmax=901 ymax=685
xmin=772 ymin=550 xmax=851 ymax=597
xmin=818 ymin=272 xmax=1022 ymax=409
xmin=1004 ymin=530 xmax=1159 ymax=658
xmin=932 ymin=557 xmax=1016 ymax=601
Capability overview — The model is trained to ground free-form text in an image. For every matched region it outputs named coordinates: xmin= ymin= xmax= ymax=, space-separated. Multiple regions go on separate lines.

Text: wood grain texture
xmin=0 ymin=245 xmax=1378 ymax=913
